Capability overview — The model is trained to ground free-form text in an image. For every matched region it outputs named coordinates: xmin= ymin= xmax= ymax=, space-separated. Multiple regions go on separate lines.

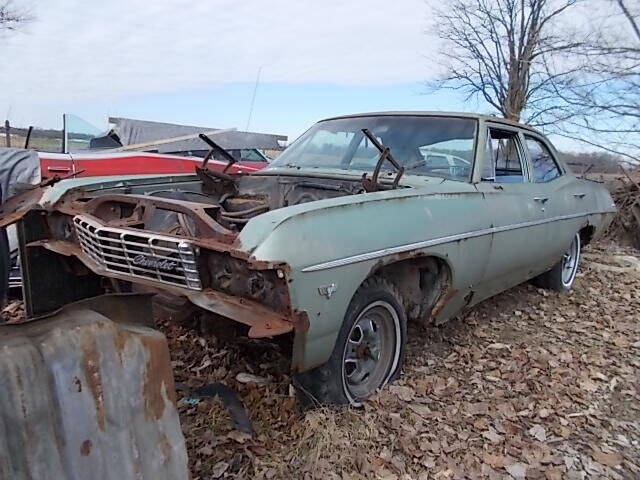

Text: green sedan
xmin=3 ymin=112 xmax=616 ymax=405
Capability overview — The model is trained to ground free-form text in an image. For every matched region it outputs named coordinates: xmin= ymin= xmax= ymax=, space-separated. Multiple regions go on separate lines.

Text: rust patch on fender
xmin=431 ymin=287 xmax=457 ymax=318
xmin=292 ymin=309 xmax=310 ymax=333
xmin=81 ymin=337 xmax=105 ymax=429
xmin=366 ymin=250 xmax=428 ymax=278
xmin=140 ymin=335 xmax=177 ymax=420
xmin=80 ymin=439 xmax=92 ymax=456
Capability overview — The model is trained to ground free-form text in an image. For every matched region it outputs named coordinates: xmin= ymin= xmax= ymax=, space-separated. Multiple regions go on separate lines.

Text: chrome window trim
xmin=301 ymin=210 xmax=615 ymax=272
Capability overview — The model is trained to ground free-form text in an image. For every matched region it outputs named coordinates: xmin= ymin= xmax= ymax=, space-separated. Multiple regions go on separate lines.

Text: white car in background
xmin=420 ymin=150 xmax=472 ymax=178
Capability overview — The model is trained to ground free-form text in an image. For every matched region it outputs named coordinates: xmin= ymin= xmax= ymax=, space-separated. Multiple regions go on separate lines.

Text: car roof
xmin=320 ymin=111 xmax=543 ymax=135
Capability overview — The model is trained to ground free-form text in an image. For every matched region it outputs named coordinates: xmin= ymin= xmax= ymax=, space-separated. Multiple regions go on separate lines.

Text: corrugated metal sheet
xmin=108 ymin=117 xmax=287 ymax=152
xmin=0 ymin=298 xmax=188 ymax=480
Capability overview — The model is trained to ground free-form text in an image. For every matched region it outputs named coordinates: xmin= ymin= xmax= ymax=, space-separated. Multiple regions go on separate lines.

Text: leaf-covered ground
xmin=1 ymin=244 xmax=636 ymax=478
xmin=163 ymin=242 xmax=640 ymax=479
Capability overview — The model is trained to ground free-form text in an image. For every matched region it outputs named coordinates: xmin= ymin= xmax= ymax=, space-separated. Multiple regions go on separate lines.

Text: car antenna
xmin=198 ymin=133 xmax=237 ymax=173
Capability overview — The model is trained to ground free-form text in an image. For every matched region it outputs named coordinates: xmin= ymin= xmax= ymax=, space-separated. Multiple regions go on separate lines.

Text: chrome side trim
xmin=301 ymin=210 xmax=614 ymax=272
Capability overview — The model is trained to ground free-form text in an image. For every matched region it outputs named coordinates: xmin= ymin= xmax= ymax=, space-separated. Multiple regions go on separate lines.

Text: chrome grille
xmin=73 ymin=215 xmax=202 ymax=290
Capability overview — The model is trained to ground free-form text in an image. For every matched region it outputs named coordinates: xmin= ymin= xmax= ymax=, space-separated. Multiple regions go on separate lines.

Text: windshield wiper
xmin=195 ymin=133 xmax=239 ymax=197
xmin=360 ymin=128 xmax=404 ymax=192
xmin=199 ymin=133 xmax=237 ymax=173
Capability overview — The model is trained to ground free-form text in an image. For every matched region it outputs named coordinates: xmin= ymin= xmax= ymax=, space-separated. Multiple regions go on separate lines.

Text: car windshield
xmin=269 ymin=115 xmax=477 ymax=181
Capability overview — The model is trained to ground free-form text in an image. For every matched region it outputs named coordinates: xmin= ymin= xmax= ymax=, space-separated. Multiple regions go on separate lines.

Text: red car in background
xmin=39 ymin=150 xmax=267 ymax=180
xmin=35 ymin=114 xmax=274 ymax=180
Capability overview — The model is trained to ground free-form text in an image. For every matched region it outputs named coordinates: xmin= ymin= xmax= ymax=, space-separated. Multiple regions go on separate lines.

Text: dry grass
xmin=0 ymin=134 xmax=62 ymax=151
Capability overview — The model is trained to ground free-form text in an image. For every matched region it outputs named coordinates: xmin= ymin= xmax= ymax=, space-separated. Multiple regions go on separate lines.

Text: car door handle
xmin=47 ymin=166 xmax=71 ymax=172
xmin=573 ymin=193 xmax=587 ymax=199
xmin=533 ymin=197 xmax=549 ymax=204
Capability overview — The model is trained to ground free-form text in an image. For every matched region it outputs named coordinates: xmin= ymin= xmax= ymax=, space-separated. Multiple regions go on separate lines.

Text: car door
xmin=38 ymin=153 xmax=75 ymax=180
xmin=474 ymin=124 xmax=551 ymax=299
xmin=521 ymin=133 xmax=581 ymax=263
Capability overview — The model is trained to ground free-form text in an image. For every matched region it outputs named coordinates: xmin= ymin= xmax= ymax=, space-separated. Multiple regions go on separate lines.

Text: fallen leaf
xmin=467 ymin=402 xmax=489 ymax=416
xmin=483 ymin=452 xmax=507 ymax=469
xmin=210 ymin=461 xmax=229 ymax=478
xmin=227 ymin=430 xmax=252 ymax=443
xmin=505 ymin=462 xmax=527 ymax=479
xmin=591 ymin=449 xmax=623 ymax=467
xmin=236 ymin=373 xmax=268 ymax=385
xmin=579 ymin=378 xmax=599 ymax=392
xmin=545 ymin=467 xmax=563 ymax=480
xmin=483 ymin=427 xmax=504 ymax=444
xmin=388 ymin=385 xmax=415 ymax=401
xmin=497 ymin=402 xmax=517 ymax=419
xmin=408 ymin=403 xmax=431 ymax=417
xmin=197 ymin=445 xmax=214 ymax=456
xmin=529 ymin=424 xmax=547 ymax=442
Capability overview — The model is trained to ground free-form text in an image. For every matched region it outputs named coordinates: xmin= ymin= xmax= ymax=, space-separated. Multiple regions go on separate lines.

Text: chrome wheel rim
xmin=342 ymin=301 xmax=400 ymax=403
xmin=561 ymin=233 xmax=580 ymax=287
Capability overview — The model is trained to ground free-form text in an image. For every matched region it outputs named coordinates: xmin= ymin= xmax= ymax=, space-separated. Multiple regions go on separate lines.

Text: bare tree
xmin=430 ymin=0 xmax=640 ymax=163
xmin=0 ymin=1 xmax=31 ymax=34
xmin=547 ymin=0 xmax=640 ymax=163
xmin=430 ymin=0 xmax=583 ymax=123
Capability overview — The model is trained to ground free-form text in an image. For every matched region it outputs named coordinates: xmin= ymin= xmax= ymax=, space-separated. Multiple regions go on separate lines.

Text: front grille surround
xmin=73 ymin=215 xmax=202 ymax=290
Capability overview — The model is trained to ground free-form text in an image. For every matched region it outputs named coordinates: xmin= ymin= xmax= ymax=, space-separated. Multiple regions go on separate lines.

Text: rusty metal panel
xmin=0 ymin=301 xmax=188 ymax=480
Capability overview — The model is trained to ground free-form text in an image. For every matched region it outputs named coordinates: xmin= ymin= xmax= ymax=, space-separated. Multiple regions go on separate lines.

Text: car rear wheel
xmin=294 ymin=277 xmax=407 ymax=406
xmin=533 ymin=232 xmax=581 ymax=291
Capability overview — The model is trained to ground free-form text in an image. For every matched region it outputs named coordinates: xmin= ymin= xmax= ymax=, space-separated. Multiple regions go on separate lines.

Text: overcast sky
xmin=0 ymin=0 xmax=599 ymax=149
xmin=0 ymin=0 xmax=484 ymax=140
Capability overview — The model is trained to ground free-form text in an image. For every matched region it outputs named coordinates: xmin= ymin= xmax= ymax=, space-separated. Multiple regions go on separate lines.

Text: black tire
xmin=533 ymin=232 xmax=581 ymax=291
xmin=0 ymin=227 xmax=8 ymax=311
xmin=294 ymin=277 xmax=407 ymax=406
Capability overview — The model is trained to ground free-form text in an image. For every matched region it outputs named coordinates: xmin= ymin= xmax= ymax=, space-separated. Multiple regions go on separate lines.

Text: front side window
xmin=269 ymin=116 xmax=477 ymax=181
xmin=525 ymin=136 xmax=561 ymax=182
xmin=239 ymin=149 xmax=269 ymax=162
xmin=482 ymin=128 xmax=525 ymax=183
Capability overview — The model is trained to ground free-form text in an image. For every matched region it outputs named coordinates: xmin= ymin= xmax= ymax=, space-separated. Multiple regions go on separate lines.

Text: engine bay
xmin=80 ymin=173 xmax=368 ymax=241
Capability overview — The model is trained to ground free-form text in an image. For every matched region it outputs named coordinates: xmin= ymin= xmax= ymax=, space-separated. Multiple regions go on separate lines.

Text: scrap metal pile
xmin=606 ymin=175 xmax=640 ymax=248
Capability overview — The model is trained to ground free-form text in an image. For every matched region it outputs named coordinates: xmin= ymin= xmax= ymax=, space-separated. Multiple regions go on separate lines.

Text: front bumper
xmin=24 ymin=204 xmax=303 ymax=339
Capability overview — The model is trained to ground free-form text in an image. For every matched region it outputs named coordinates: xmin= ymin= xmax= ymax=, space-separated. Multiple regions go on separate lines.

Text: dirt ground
xmin=155 ymin=242 xmax=640 ymax=480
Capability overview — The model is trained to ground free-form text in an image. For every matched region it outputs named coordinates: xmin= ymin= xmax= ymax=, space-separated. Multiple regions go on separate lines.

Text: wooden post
xmin=24 ymin=126 xmax=33 ymax=149
xmin=4 ymin=120 xmax=10 ymax=148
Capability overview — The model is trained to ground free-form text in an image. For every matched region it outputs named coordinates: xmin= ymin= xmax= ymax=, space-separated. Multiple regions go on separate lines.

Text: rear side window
xmin=426 ymin=154 xmax=448 ymax=167
xmin=482 ymin=128 xmax=525 ymax=183
xmin=525 ymin=136 xmax=561 ymax=182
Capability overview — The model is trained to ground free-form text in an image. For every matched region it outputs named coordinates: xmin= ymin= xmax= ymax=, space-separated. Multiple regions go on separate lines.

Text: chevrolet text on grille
xmin=73 ymin=215 xmax=202 ymax=291
xmin=131 ymin=255 xmax=178 ymax=271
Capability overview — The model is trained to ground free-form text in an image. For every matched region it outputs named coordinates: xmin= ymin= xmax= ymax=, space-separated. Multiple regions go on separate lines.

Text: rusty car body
xmin=0 ymin=112 xmax=617 ymax=405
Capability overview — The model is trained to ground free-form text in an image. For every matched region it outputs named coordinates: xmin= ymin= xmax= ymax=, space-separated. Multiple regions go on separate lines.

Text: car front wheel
xmin=294 ymin=277 xmax=407 ymax=406
xmin=533 ymin=232 xmax=581 ymax=291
